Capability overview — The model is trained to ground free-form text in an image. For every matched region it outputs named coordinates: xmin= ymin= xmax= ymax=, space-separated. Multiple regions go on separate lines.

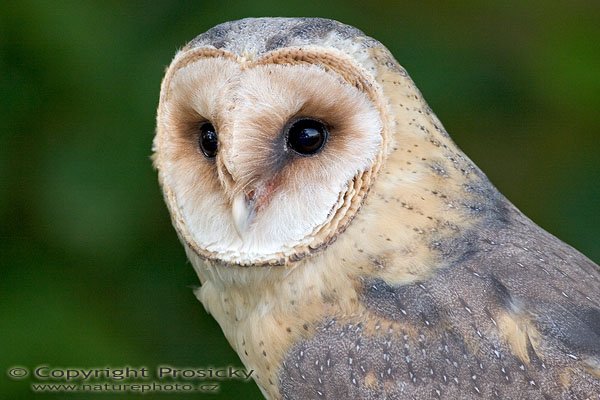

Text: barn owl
xmin=153 ymin=18 xmax=599 ymax=399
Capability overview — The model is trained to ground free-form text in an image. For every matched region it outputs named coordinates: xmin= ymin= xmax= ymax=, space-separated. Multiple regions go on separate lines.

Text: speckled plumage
xmin=154 ymin=17 xmax=600 ymax=399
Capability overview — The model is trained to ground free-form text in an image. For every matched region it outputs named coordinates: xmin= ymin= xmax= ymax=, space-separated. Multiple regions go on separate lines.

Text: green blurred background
xmin=1 ymin=1 xmax=598 ymax=398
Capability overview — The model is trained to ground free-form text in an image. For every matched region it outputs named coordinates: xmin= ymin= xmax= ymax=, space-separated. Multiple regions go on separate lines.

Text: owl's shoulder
xmin=278 ymin=202 xmax=600 ymax=398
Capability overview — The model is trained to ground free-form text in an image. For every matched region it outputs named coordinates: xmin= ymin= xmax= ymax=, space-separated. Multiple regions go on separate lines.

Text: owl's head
xmin=154 ymin=18 xmax=395 ymax=266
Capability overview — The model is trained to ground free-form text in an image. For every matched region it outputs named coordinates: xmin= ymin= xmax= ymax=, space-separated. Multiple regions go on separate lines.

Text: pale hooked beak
xmin=231 ymin=190 xmax=256 ymax=238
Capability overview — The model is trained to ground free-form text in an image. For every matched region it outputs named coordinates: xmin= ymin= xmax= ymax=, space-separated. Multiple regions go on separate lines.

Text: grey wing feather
xmin=280 ymin=197 xmax=600 ymax=399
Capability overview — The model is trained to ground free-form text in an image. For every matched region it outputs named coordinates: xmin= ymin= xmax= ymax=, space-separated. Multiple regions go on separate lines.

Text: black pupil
xmin=287 ymin=119 xmax=328 ymax=155
xmin=199 ymin=123 xmax=218 ymax=158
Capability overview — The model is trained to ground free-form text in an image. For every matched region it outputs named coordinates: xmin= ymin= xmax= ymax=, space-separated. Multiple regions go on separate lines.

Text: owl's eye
xmin=198 ymin=122 xmax=218 ymax=158
xmin=286 ymin=118 xmax=328 ymax=156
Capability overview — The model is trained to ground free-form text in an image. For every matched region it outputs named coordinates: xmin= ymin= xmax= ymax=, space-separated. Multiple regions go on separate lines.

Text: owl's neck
xmin=189 ymin=245 xmax=367 ymax=398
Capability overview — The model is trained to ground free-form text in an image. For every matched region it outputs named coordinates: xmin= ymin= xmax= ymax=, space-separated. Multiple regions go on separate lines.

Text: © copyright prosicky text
xmin=6 ymin=365 xmax=254 ymax=381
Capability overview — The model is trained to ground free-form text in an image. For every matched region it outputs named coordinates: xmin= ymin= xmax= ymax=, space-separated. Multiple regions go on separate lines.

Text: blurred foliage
xmin=1 ymin=1 xmax=598 ymax=399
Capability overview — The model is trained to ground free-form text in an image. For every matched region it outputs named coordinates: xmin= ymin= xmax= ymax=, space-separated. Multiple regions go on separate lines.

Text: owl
xmin=153 ymin=18 xmax=599 ymax=399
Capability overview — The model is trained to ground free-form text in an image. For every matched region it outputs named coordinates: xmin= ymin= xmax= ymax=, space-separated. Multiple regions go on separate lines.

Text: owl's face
xmin=154 ymin=47 xmax=387 ymax=265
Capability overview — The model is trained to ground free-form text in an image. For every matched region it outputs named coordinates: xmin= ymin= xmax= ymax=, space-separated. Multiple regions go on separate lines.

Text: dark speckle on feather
xmin=361 ymin=278 xmax=441 ymax=327
xmin=265 ymin=19 xmax=361 ymax=51
xmin=536 ymin=305 xmax=600 ymax=357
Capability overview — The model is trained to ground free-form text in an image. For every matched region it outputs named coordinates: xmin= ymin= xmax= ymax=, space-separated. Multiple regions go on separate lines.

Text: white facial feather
xmin=157 ymin=55 xmax=382 ymax=264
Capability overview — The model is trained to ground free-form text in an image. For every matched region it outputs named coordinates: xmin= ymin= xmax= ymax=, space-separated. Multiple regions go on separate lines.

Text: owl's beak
xmin=231 ymin=191 xmax=256 ymax=238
